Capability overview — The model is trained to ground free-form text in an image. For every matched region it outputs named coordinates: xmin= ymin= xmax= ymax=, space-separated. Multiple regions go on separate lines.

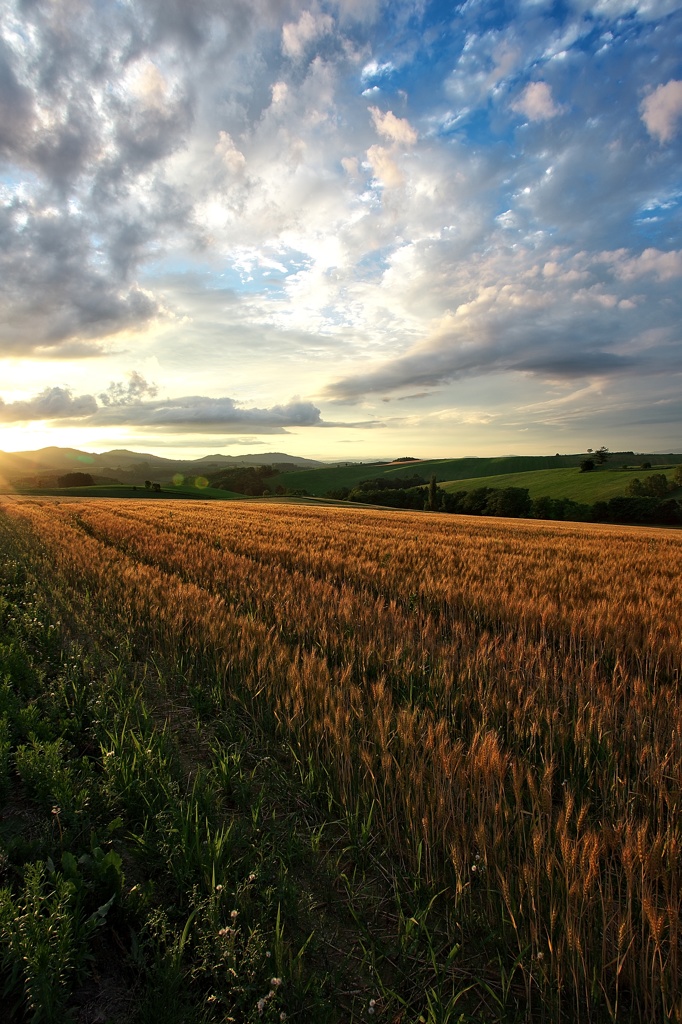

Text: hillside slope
xmin=442 ymin=465 xmax=682 ymax=502
xmin=267 ymin=453 xmax=682 ymax=498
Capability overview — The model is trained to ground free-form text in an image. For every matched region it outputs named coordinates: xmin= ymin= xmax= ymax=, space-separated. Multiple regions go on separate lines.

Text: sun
xmin=0 ymin=425 xmax=107 ymax=453
xmin=0 ymin=425 xmax=55 ymax=453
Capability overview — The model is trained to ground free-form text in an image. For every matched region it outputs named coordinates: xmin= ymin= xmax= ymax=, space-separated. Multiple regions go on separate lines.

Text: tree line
xmin=324 ymin=470 xmax=682 ymax=526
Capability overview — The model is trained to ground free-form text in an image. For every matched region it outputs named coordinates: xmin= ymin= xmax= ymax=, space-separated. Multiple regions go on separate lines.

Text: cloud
xmin=361 ymin=60 xmax=396 ymax=83
xmin=0 ymin=37 xmax=35 ymax=159
xmin=363 ymin=106 xmax=418 ymax=189
xmin=0 ymin=379 xmax=366 ymax=433
xmin=366 ymin=144 xmax=405 ymax=188
xmin=368 ymin=107 xmax=418 ymax=145
xmin=0 ymin=369 xmax=374 ymax=432
xmin=99 ymin=372 xmax=159 ymax=407
xmin=601 ymin=247 xmax=682 ymax=280
xmin=282 ymin=10 xmax=335 ymax=61
xmin=1 ymin=0 xmax=681 ymax=456
xmin=88 ymin=394 xmax=379 ymax=432
xmin=322 ymin=243 xmax=681 ymax=401
xmin=487 ymin=40 xmax=521 ymax=86
xmin=91 ymin=395 xmax=326 ymax=431
xmin=640 ymin=80 xmax=682 ymax=143
xmin=214 ymin=131 xmax=247 ymax=175
xmin=512 ymin=82 xmax=562 ymax=121
xmin=0 ymin=387 xmax=97 ymax=422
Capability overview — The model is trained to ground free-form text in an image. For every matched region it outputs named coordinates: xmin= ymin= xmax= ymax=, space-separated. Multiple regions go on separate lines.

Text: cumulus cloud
xmin=368 ymin=107 xmax=418 ymax=145
xmin=282 ymin=10 xmax=335 ymax=61
xmin=601 ymin=247 xmax=682 ymax=280
xmin=366 ymin=144 xmax=405 ymax=188
xmin=0 ymin=377 xmax=370 ymax=432
xmin=90 ymin=395 xmax=326 ymax=431
xmin=99 ymin=372 xmax=159 ymax=407
xmin=0 ymin=359 xmax=376 ymax=433
xmin=640 ymin=80 xmax=682 ymax=143
xmin=0 ymin=0 xmax=198 ymax=357
xmin=215 ymin=131 xmax=246 ymax=175
xmin=363 ymin=107 xmax=418 ymax=189
xmin=90 ymin=394 xmax=379 ymax=432
xmin=361 ymin=60 xmax=396 ymax=83
xmin=0 ymin=387 xmax=97 ymax=423
xmin=323 ymin=243 xmax=681 ymax=401
xmin=512 ymin=82 xmax=562 ymax=121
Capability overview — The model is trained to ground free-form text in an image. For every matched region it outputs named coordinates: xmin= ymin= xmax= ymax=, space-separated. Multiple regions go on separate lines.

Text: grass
xmin=441 ymin=465 xmax=682 ymax=502
xmin=266 ymin=455 xmax=586 ymax=496
xmin=266 ymin=453 xmax=682 ymax=498
xmin=0 ymin=535 xmax=362 ymax=1022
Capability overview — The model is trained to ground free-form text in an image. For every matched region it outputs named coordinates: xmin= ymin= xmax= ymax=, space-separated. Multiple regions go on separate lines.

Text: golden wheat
xmin=3 ymin=497 xmax=681 ymax=1019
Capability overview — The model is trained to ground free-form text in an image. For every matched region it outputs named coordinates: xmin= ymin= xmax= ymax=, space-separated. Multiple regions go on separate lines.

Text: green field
xmin=441 ymin=465 xmax=682 ymax=502
xmin=12 ymin=453 xmax=682 ymax=509
xmin=267 ymin=453 xmax=682 ymax=498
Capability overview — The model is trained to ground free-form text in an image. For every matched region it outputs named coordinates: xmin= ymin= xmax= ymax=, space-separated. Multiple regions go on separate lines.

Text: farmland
xmin=0 ymin=497 xmax=681 ymax=1022
xmin=266 ymin=453 xmax=682 ymax=499
xmin=440 ymin=466 xmax=682 ymax=503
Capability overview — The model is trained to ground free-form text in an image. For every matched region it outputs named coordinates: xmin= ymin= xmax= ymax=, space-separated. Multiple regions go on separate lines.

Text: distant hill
xmin=4 ymin=447 xmax=682 ymax=501
xmin=0 ymin=450 xmax=43 ymax=479
xmin=0 ymin=446 xmax=325 ymax=487
xmin=192 ymin=451 xmax=323 ymax=469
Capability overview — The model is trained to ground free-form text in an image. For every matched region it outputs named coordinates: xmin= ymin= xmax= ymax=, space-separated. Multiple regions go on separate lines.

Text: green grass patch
xmin=267 ymin=453 xmax=682 ymax=497
xmin=441 ymin=466 xmax=682 ymax=503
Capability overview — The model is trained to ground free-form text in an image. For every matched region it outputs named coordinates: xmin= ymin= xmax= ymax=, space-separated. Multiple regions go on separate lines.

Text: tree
xmin=441 ymin=490 xmax=467 ymax=513
xmin=426 ymin=474 xmax=438 ymax=511
xmin=580 ymin=458 xmax=595 ymax=473
xmin=629 ymin=474 xmax=672 ymax=498
xmin=594 ymin=446 xmax=610 ymax=465
xmin=644 ymin=474 xmax=669 ymax=498
xmin=57 ymin=472 xmax=94 ymax=487
xmin=674 ymin=464 xmax=682 ymax=487
xmin=144 ymin=480 xmax=152 ymax=489
xmin=485 ymin=487 xmax=532 ymax=518
xmin=459 ymin=487 xmax=494 ymax=514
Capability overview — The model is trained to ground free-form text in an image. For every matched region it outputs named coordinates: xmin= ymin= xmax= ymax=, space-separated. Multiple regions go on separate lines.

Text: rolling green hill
xmin=441 ymin=466 xmax=682 ymax=503
xmin=12 ymin=452 xmax=682 ymax=507
xmin=266 ymin=453 xmax=682 ymax=499
xmin=265 ymin=456 xmax=573 ymax=496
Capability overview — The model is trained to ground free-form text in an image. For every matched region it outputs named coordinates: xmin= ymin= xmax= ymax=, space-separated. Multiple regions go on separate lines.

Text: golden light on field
xmin=2 ymin=496 xmax=681 ymax=1018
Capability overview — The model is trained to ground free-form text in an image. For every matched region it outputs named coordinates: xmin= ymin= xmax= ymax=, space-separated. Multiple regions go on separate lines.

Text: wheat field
xmin=2 ymin=496 xmax=680 ymax=1021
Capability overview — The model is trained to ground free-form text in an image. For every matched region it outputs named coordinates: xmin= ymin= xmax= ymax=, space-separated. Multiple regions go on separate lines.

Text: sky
xmin=0 ymin=0 xmax=681 ymax=461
